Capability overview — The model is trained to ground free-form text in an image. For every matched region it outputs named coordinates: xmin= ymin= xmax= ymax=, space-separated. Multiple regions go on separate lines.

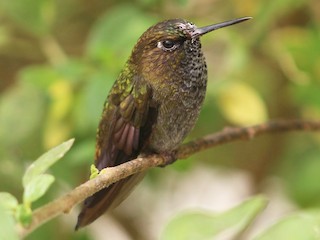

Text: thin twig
xmin=19 ymin=119 xmax=320 ymax=238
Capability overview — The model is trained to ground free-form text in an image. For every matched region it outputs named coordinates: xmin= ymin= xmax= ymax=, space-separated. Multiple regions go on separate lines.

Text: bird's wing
xmin=76 ymin=77 xmax=157 ymax=229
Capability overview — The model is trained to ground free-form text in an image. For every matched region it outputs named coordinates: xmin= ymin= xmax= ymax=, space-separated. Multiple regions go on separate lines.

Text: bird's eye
xmin=162 ymin=40 xmax=175 ymax=49
xmin=157 ymin=39 xmax=179 ymax=51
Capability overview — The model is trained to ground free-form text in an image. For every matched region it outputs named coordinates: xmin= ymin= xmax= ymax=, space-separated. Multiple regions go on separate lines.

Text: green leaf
xmin=0 ymin=192 xmax=18 ymax=211
xmin=0 ymin=204 xmax=19 ymax=240
xmin=23 ymin=174 xmax=55 ymax=203
xmin=162 ymin=195 xmax=268 ymax=240
xmin=254 ymin=210 xmax=320 ymax=240
xmin=22 ymin=138 xmax=74 ymax=188
xmin=16 ymin=204 xmax=32 ymax=227
xmin=90 ymin=164 xmax=99 ymax=179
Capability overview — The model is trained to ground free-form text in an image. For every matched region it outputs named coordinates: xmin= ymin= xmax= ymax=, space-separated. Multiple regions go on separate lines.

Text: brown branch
xmin=19 ymin=119 xmax=320 ymax=238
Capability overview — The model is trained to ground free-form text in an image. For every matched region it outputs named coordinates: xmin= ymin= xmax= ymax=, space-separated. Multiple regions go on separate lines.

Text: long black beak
xmin=192 ymin=17 xmax=252 ymax=38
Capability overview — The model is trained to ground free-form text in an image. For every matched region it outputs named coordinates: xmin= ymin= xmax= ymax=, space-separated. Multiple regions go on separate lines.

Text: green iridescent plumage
xmin=76 ymin=17 xmax=251 ymax=229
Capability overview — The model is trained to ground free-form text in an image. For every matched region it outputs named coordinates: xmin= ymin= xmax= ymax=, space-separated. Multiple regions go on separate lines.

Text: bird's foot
xmin=158 ymin=151 xmax=177 ymax=167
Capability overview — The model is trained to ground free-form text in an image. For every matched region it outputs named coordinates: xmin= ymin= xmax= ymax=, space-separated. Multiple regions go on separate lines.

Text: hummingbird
xmin=76 ymin=16 xmax=251 ymax=229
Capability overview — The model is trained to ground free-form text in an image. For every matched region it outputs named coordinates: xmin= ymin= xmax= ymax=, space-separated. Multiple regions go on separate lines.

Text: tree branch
xmin=19 ymin=119 xmax=320 ymax=238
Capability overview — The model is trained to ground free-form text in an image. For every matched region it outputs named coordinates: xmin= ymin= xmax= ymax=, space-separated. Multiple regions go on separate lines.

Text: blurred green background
xmin=0 ymin=0 xmax=319 ymax=239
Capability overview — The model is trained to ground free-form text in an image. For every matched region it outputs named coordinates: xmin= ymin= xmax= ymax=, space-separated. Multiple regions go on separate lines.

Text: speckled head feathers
xmin=126 ymin=17 xmax=252 ymax=84
xmin=146 ymin=19 xmax=198 ymax=39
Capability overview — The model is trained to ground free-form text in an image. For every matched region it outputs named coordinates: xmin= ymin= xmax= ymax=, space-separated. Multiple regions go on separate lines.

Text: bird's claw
xmin=158 ymin=151 xmax=177 ymax=167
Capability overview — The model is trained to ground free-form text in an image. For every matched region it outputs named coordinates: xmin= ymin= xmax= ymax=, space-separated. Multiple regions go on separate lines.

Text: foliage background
xmin=0 ymin=0 xmax=319 ymax=239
